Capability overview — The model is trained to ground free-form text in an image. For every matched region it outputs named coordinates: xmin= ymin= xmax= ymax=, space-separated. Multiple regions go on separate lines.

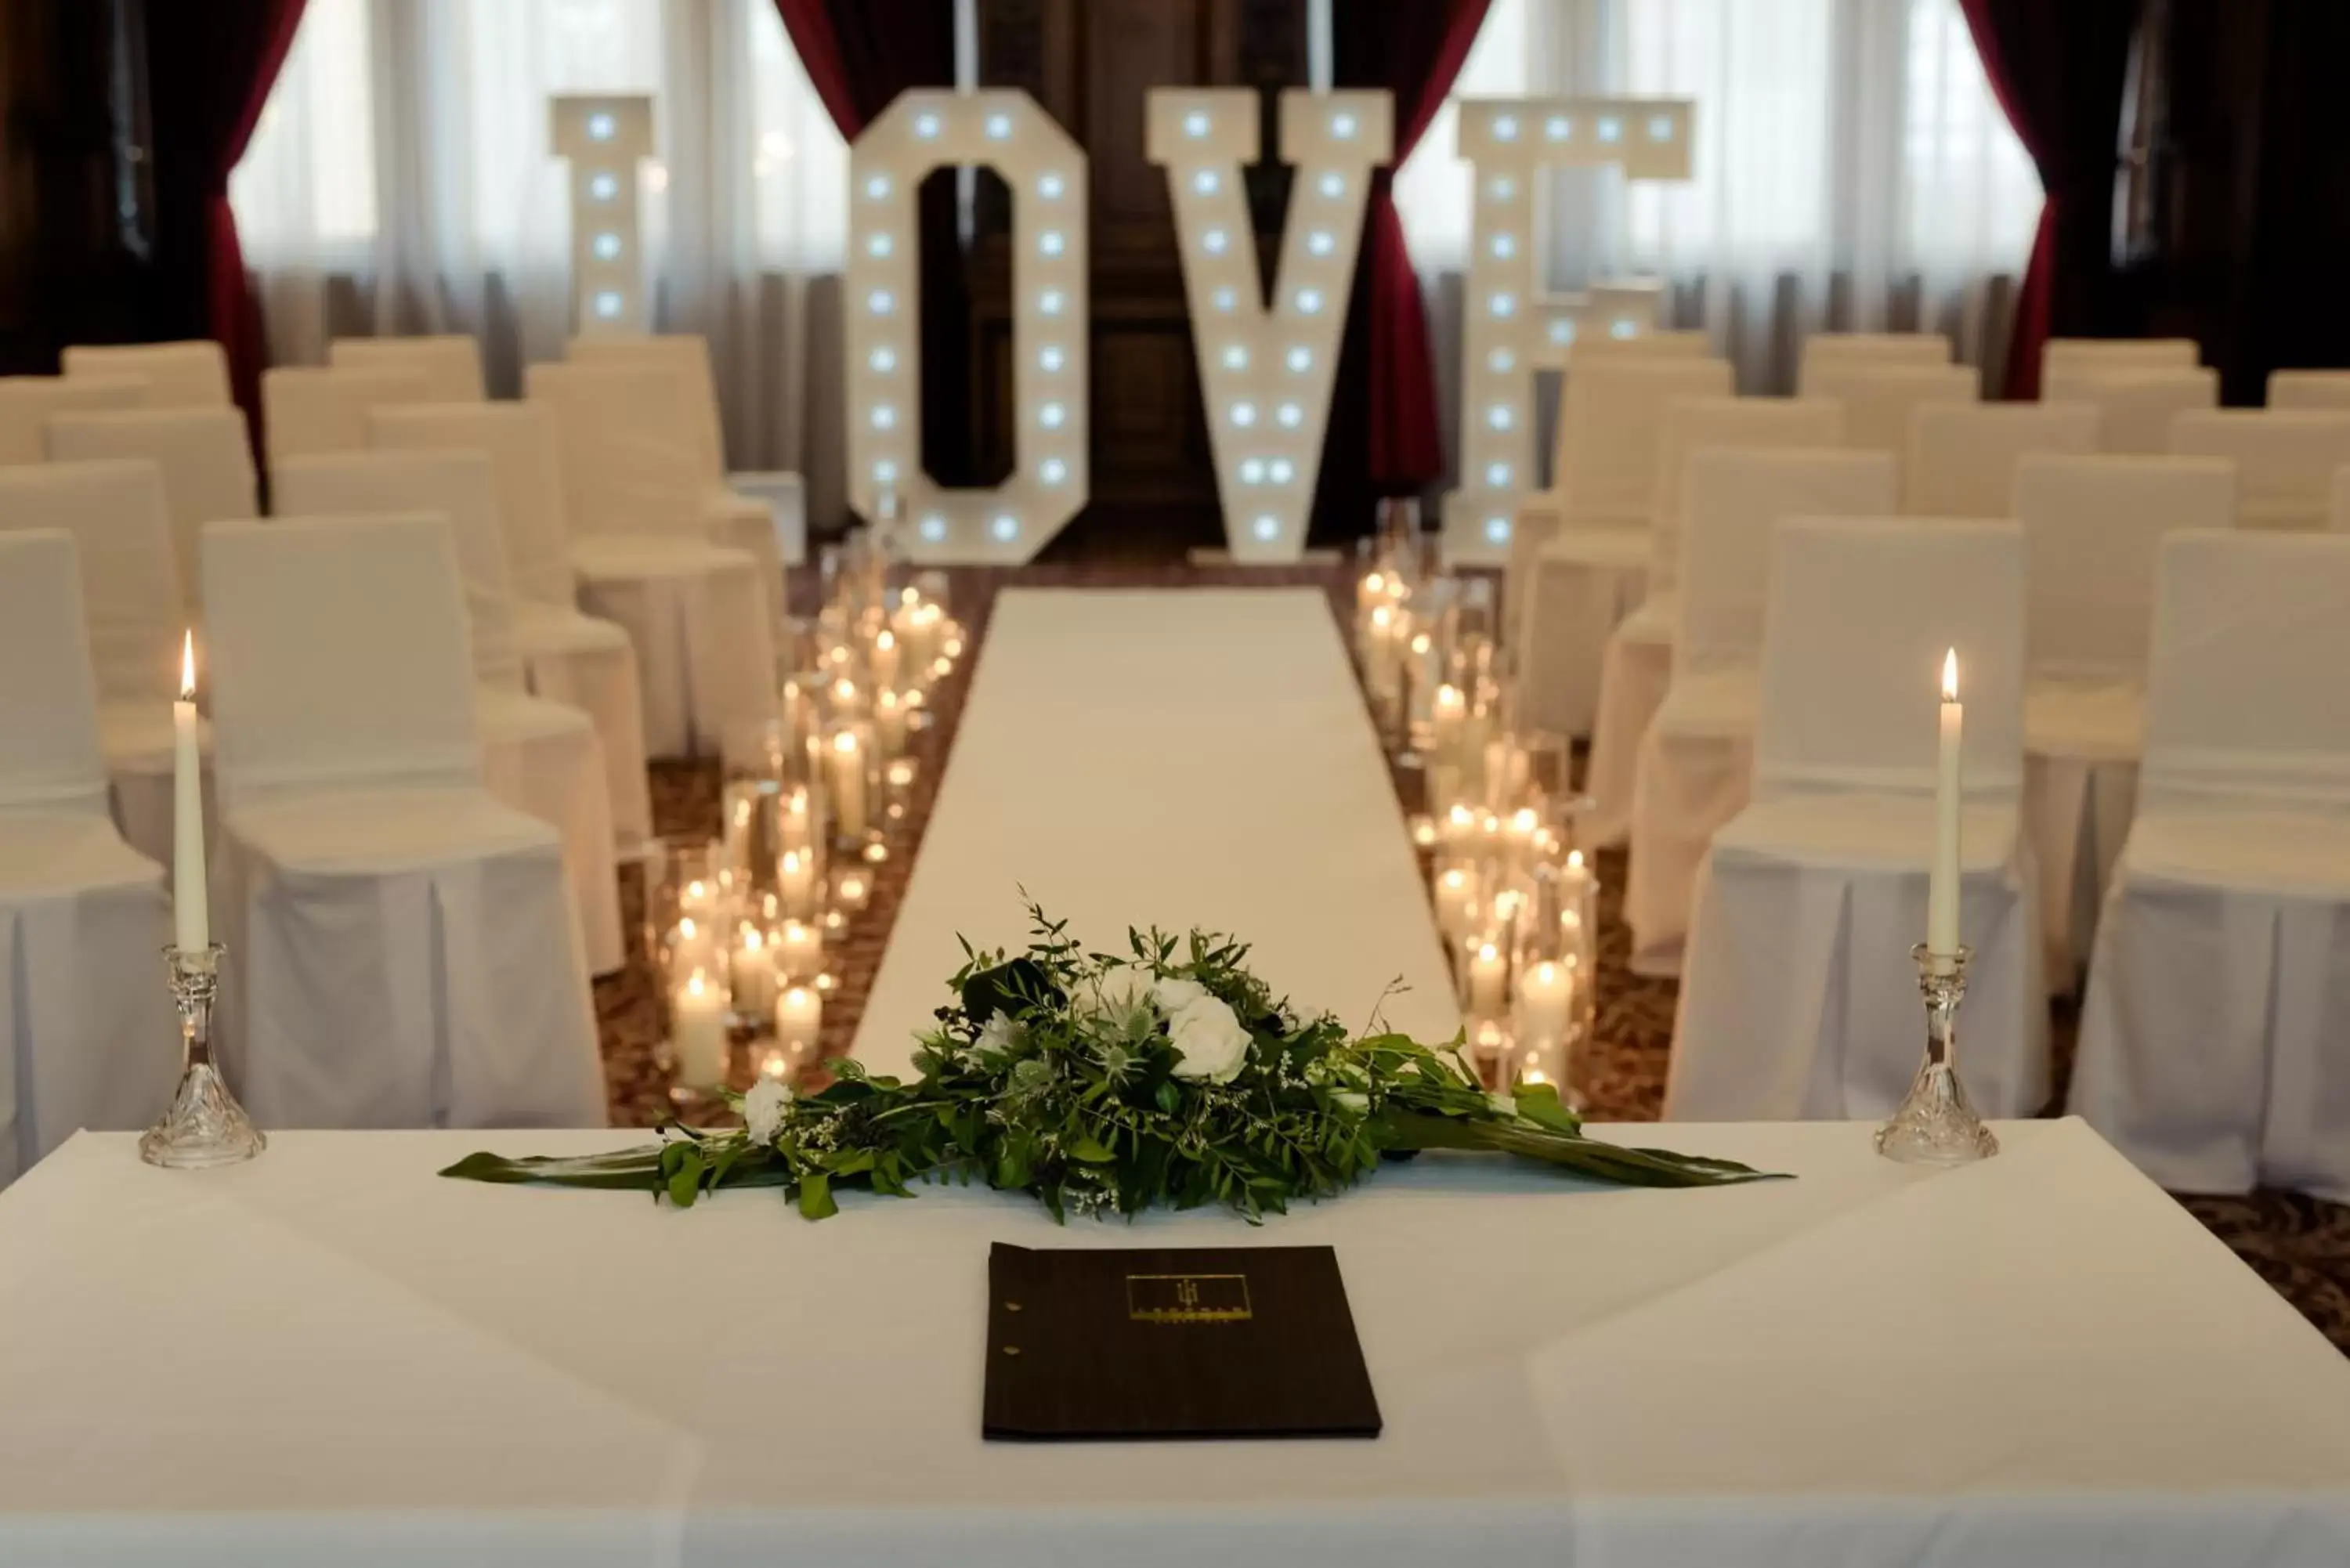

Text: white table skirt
xmin=0 ymin=1120 xmax=2345 ymax=1567
xmin=852 ymin=587 xmax=1462 ymax=1074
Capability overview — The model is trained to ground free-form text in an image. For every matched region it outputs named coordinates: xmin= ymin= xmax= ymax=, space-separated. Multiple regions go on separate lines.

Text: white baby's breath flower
xmin=743 ymin=1078 xmax=795 ymax=1144
xmin=1150 ymin=976 xmax=1208 ymax=1014
xmin=1166 ymin=993 xmax=1251 ymax=1083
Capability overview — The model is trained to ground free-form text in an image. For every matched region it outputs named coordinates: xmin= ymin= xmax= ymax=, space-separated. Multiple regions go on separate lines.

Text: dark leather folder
xmin=982 ymin=1242 xmax=1382 ymax=1440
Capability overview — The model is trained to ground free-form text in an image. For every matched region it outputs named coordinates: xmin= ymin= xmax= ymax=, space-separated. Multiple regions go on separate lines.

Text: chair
xmin=2071 ymin=530 xmax=2350 ymax=1202
xmin=0 ymin=461 xmax=200 ymax=871
xmin=1904 ymin=403 xmax=2099 ymax=516
xmin=2041 ymin=338 xmax=2198 ymax=385
xmin=0 ymin=375 xmax=146 ymax=465
xmin=259 ymin=366 xmax=431 ymax=476
xmin=567 ymin=331 xmax=803 ymax=580
xmin=44 ymin=408 xmax=259 ymax=607
xmin=1623 ymin=450 xmax=1898 ymax=974
xmin=61 ymin=341 xmax=232 ymax=408
xmin=200 ymin=514 xmax=606 ymax=1129
xmin=1799 ymin=360 xmax=1979 ymax=479
xmin=526 ymin=361 xmax=778 ymax=757
xmin=371 ymin=402 xmax=653 ymax=847
xmin=272 ymin=450 xmax=624 ymax=974
xmin=1795 ymin=331 xmax=1950 ymax=389
xmin=1512 ymin=356 xmax=1734 ymax=738
xmin=2170 ymin=409 xmax=2350 ymax=531
xmin=2043 ymin=367 xmax=2218 ymax=455
xmin=1581 ymin=396 xmax=1844 ymax=847
xmin=2269 ymin=370 xmax=2350 ymax=410
xmin=328 ymin=335 xmax=488 ymax=403
xmin=1668 ymin=516 xmax=2044 ymax=1120
xmin=0 ymin=532 xmax=178 ymax=1183
xmin=2016 ymin=456 xmax=2237 ymax=989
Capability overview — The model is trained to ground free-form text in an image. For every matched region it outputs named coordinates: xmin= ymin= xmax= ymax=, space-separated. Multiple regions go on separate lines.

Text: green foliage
xmin=444 ymin=902 xmax=1783 ymax=1219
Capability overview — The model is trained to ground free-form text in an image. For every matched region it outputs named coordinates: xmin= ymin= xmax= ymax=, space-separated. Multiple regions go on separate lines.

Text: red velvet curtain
xmin=773 ymin=0 xmax=964 ymax=485
xmin=1336 ymin=0 xmax=1493 ymax=490
xmin=1955 ymin=0 xmax=2142 ymax=399
xmin=140 ymin=0 xmax=310 ymax=419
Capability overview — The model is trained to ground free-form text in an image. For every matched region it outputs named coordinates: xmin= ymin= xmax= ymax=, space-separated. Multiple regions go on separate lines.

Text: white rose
xmin=1151 ymin=976 xmax=1208 ymax=1014
xmin=1332 ymin=1089 xmax=1370 ymax=1115
xmin=742 ymin=1078 xmax=795 ymax=1144
xmin=974 ymin=1011 xmax=1019 ymax=1056
xmin=1166 ymin=993 xmax=1252 ymax=1083
xmin=1072 ymin=965 xmax=1152 ymax=1024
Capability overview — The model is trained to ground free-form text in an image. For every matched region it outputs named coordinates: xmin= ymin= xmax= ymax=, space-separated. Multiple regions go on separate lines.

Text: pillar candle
xmin=1513 ymin=959 xmax=1573 ymax=1050
xmin=1466 ymin=941 xmax=1508 ymax=1020
xmin=874 ymin=688 xmax=907 ymax=757
xmin=871 ymin=627 xmax=901 ymax=692
xmin=1928 ymin=648 xmax=1963 ymax=967
xmin=1430 ymin=682 xmax=1466 ymax=763
xmin=775 ymin=984 xmax=822 ymax=1053
xmin=669 ymin=916 xmax=718 ymax=986
xmin=729 ymin=923 xmax=777 ymax=1017
xmin=829 ymin=729 xmax=869 ymax=840
xmin=671 ymin=970 xmax=728 ymax=1087
xmin=775 ymin=918 xmax=822 ymax=983
xmin=1435 ymin=867 xmax=1479 ymax=942
xmin=778 ymin=847 xmax=816 ymax=919
xmin=172 ymin=630 xmax=208 ymax=951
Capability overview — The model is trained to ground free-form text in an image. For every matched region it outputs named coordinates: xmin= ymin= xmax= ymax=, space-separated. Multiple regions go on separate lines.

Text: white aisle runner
xmin=853 ymin=588 xmax=1459 ymax=1075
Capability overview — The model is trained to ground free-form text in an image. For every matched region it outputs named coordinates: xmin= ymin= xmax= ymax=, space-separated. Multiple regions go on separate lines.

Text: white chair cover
xmin=200 ymin=515 xmax=604 ymax=1129
xmin=1904 ymin=403 xmax=2099 ymax=516
xmin=566 ymin=332 xmax=800 ymax=585
xmin=44 ymin=408 xmax=258 ymax=609
xmin=61 ymin=341 xmax=231 ymax=408
xmin=729 ymin=469 xmax=809 ymax=569
xmin=2072 ymin=530 xmax=2350 ymax=1201
xmin=0 ymin=532 xmax=177 ymax=1183
xmin=2016 ymin=456 xmax=2237 ymax=988
xmin=1624 ymin=450 xmax=1896 ymax=972
xmin=328 ymin=335 xmax=488 ymax=403
xmin=2041 ymin=338 xmax=2198 ymax=384
xmin=272 ymin=452 xmax=623 ymax=974
xmin=2269 ymin=370 xmax=2350 ymax=410
xmin=370 ymin=402 xmax=653 ymax=846
xmin=1515 ymin=358 xmax=1734 ymax=738
xmin=2044 ymin=367 xmax=2218 ymax=454
xmin=1798 ymin=361 xmax=1978 ymax=477
xmin=259 ymin=367 xmax=431 ymax=477
xmin=0 ymin=461 xmax=196 ymax=870
xmin=0 ymin=375 xmax=146 ymax=465
xmin=2170 ymin=409 xmax=2350 ymax=531
xmin=527 ymin=362 xmax=777 ymax=756
xmin=1582 ymin=397 xmax=1844 ymax=846
xmin=1669 ymin=517 xmax=2045 ymax=1120
xmin=1795 ymin=332 xmax=1950 ymax=388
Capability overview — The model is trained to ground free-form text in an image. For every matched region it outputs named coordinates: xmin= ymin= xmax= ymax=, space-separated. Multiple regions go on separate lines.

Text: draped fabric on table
xmin=140 ymin=0 xmax=312 ymax=425
xmin=772 ymin=0 xmax=968 ymax=492
xmin=1328 ymin=0 xmax=1495 ymax=513
xmin=1956 ymin=0 xmax=2142 ymax=399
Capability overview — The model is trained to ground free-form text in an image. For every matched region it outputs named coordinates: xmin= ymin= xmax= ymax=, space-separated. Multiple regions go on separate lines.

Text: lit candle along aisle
xmin=1928 ymin=649 xmax=1962 ymax=970
xmin=172 ymin=630 xmax=208 ymax=952
xmin=671 ymin=970 xmax=728 ymax=1089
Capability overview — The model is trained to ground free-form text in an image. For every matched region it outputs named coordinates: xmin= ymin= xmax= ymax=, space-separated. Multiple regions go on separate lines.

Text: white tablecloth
xmin=853 ymin=587 xmax=1461 ymax=1074
xmin=2 ymin=1120 xmax=2345 ymax=1566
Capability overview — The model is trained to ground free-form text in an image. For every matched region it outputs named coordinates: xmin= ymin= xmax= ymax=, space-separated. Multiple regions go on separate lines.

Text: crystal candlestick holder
xmin=1875 ymin=944 xmax=1998 ymax=1165
xmin=140 ymin=944 xmax=266 ymax=1169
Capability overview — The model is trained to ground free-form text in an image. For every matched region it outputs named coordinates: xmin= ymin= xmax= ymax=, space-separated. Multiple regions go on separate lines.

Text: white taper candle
xmin=1927 ymin=649 xmax=1963 ymax=966
xmin=172 ymin=630 xmax=208 ymax=952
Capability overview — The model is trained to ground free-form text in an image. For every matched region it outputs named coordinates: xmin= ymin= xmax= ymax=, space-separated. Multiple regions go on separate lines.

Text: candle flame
xmin=686 ymin=970 xmax=707 ymax=998
xmin=179 ymin=630 xmax=196 ymax=699
xmin=678 ymin=916 xmax=696 ymax=940
xmin=1942 ymin=647 xmax=1958 ymax=702
xmin=743 ymin=927 xmax=763 ymax=952
xmin=1567 ymin=849 xmax=1585 ymax=870
xmin=1535 ymin=961 xmax=1558 ymax=985
xmin=833 ymin=729 xmax=859 ymax=753
xmin=1477 ymin=942 xmax=1498 ymax=963
xmin=876 ymin=629 xmax=895 ymax=652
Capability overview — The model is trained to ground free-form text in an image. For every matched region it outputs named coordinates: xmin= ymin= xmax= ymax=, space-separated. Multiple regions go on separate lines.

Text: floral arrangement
xmin=443 ymin=906 xmax=1777 ymax=1219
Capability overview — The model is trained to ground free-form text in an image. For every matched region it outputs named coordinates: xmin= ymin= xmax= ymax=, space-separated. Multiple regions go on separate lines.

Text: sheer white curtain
xmin=231 ymin=0 xmax=848 ymax=523
xmin=1394 ymin=0 xmax=2041 ymax=395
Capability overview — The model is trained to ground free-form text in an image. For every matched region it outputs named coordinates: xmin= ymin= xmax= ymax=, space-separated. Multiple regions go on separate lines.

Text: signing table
xmin=852 ymin=587 xmax=1462 ymax=1073
xmin=3 ymin=1120 xmax=2348 ymax=1566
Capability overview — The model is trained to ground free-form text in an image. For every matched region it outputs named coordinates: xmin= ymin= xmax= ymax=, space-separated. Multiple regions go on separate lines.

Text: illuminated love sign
xmin=550 ymin=95 xmax=656 ymax=336
xmin=1148 ymin=88 xmax=1390 ymax=562
xmin=846 ymin=90 xmax=1088 ymax=564
xmin=1444 ymin=97 xmax=1695 ymax=562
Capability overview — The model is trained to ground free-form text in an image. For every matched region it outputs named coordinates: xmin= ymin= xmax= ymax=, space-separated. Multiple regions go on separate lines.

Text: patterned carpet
xmin=595 ymin=562 xmax=2350 ymax=1355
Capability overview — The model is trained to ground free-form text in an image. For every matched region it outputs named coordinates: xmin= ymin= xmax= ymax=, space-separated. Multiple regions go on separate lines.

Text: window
xmin=230 ymin=0 xmax=377 ymax=264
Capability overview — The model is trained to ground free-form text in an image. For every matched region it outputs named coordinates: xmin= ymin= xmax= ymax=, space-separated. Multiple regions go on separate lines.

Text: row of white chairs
xmin=0 ymin=331 xmax=806 ymax=1176
xmin=1657 ymin=512 xmax=2350 ymax=1205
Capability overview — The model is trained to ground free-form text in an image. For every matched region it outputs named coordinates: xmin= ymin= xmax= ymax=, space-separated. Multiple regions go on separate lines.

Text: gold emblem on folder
xmin=1126 ymin=1272 xmax=1253 ymax=1324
